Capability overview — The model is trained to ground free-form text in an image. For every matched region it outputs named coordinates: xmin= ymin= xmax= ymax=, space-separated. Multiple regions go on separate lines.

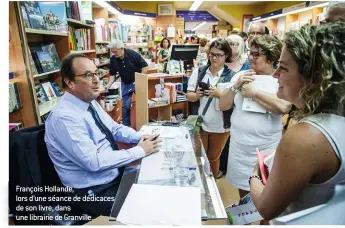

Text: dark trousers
xmin=219 ymin=136 xmax=230 ymax=173
xmin=65 ymin=170 xmax=124 ymax=217
xmin=122 ymin=93 xmax=133 ymax=127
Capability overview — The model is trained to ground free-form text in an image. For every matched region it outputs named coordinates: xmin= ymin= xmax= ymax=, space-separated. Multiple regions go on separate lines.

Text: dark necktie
xmin=88 ymin=104 xmax=119 ymax=150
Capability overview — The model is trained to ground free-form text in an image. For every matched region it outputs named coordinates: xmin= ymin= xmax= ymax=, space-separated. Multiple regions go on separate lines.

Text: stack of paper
xmin=117 ymin=184 xmax=201 ymax=225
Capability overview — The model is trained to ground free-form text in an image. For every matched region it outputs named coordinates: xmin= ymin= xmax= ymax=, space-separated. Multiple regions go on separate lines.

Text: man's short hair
xmin=60 ymin=53 xmax=89 ymax=88
xmin=191 ymin=35 xmax=199 ymax=43
xmin=239 ymin=32 xmax=248 ymax=38
xmin=248 ymin=22 xmax=265 ymax=34
xmin=109 ymin=39 xmax=124 ymax=49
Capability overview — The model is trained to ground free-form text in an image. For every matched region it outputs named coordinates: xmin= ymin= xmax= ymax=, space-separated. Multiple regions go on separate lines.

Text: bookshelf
xmin=96 ymin=41 xmax=109 ymax=44
xmin=33 ymin=69 xmax=60 ymax=79
xmin=39 ymin=98 xmax=58 ymax=116
xmin=9 ymin=1 xmax=37 ymax=127
xmin=13 ymin=1 xmax=99 ymax=125
xmin=25 ymin=28 xmax=68 ymax=36
xmin=70 ymin=49 xmax=96 ymax=54
xmin=67 ymin=18 xmax=94 ymax=28
xmin=96 ymin=61 xmax=110 ymax=67
xmin=96 ymin=51 xmax=109 ymax=55
xmin=135 ymin=73 xmax=189 ymax=130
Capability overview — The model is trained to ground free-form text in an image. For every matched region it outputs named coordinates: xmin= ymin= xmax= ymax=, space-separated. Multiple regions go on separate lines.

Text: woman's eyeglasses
xmin=74 ymin=71 xmax=102 ymax=81
xmin=209 ymin=52 xmax=225 ymax=59
xmin=247 ymin=51 xmax=266 ymax=59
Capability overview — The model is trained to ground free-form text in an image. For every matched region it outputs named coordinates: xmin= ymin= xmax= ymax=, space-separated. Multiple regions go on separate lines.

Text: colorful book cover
xmin=35 ymin=84 xmax=49 ymax=105
xmin=41 ymin=82 xmax=56 ymax=101
xmin=22 ymin=1 xmax=47 ymax=30
xmin=41 ymin=43 xmax=61 ymax=69
xmin=21 ymin=5 xmax=31 ymax=28
xmin=38 ymin=1 xmax=67 ymax=33
xmin=36 ymin=51 xmax=59 ymax=73
xmin=50 ymin=82 xmax=64 ymax=97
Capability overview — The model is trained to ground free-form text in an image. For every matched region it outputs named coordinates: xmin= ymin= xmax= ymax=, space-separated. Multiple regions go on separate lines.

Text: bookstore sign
xmin=176 ymin=11 xmax=218 ymax=22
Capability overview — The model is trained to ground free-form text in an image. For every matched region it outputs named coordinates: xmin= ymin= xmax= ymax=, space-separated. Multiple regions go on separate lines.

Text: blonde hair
xmin=284 ymin=22 xmax=345 ymax=119
xmin=226 ymin=34 xmax=247 ymax=64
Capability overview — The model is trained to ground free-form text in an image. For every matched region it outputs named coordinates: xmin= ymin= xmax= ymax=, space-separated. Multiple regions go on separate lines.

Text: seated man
xmin=44 ymin=53 xmax=160 ymax=217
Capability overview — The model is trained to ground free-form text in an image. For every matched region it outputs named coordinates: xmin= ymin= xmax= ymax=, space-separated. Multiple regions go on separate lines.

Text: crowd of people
xmin=41 ymin=1 xmax=345 ymax=223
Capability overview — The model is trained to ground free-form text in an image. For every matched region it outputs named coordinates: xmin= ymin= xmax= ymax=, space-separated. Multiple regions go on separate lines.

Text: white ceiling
xmin=185 ymin=21 xmax=217 ymax=31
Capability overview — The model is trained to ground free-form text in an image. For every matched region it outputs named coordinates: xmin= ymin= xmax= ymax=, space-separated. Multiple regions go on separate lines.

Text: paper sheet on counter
xmin=117 ymin=184 xmax=201 ymax=225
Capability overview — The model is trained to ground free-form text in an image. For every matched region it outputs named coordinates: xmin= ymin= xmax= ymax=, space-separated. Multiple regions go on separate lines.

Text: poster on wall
xmin=242 ymin=14 xmax=253 ymax=33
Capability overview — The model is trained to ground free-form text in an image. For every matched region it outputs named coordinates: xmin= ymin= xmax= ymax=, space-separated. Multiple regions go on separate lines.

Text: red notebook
xmin=256 ymin=148 xmax=269 ymax=185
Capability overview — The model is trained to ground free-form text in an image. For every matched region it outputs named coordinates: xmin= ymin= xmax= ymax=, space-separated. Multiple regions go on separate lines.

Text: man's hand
xmin=138 ymin=137 xmax=161 ymax=155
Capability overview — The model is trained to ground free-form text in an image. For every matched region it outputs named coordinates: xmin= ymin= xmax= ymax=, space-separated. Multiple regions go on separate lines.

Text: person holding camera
xmin=186 ymin=39 xmax=235 ymax=178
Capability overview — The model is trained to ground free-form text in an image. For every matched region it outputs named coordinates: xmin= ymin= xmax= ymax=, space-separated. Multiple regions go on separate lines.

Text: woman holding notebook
xmin=219 ymin=35 xmax=291 ymax=198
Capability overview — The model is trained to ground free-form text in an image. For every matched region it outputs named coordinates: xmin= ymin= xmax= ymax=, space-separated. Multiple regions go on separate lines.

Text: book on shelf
xmin=65 ymin=1 xmax=81 ymax=21
xmin=80 ymin=2 xmax=93 ymax=21
xmin=22 ymin=1 xmax=47 ymax=30
xmin=38 ymin=1 xmax=67 ymax=33
xmin=95 ymin=18 xmax=108 ymax=42
xmin=68 ymin=26 xmax=91 ymax=51
xmin=29 ymin=43 xmax=61 ymax=74
xmin=41 ymin=82 xmax=57 ymax=101
xmin=35 ymin=84 xmax=49 ymax=105
xmin=29 ymin=50 xmax=38 ymax=75
xmin=51 ymin=82 xmax=64 ymax=97
xmin=36 ymin=51 xmax=59 ymax=73
xmin=21 ymin=5 xmax=31 ymax=29
xmin=9 ymin=82 xmax=22 ymax=113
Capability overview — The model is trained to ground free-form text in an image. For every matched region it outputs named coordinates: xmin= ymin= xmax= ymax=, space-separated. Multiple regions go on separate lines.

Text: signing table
xmin=88 ymin=123 xmax=227 ymax=225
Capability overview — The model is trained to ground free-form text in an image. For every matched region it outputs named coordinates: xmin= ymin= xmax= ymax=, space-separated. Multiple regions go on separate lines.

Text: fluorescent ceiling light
xmin=93 ymin=0 xmax=123 ymax=15
xmin=192 ymin=22 xmax=207 ymax=31
xmin=190 ymin=0 xmax=203 ymax=11
xmin=254 ymin=2 xmax=328 ymax=22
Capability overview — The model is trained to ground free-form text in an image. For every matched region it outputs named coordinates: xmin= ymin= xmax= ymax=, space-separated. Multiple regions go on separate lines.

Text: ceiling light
xmin=192 ymin=22 xmax=207 ymax=31
xmin=190 ymin=0 xmax=203 ymax=11
xmin=93 ymin=0 xmax=122 ymax=15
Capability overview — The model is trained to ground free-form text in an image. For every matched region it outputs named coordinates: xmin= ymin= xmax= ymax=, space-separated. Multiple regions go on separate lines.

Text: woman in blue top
xmin=218 ymin=34 xmax=251 ymax=179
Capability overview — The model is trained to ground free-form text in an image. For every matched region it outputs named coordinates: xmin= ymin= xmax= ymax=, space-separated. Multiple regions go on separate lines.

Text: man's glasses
xmin=247 ymin=51 xmax=266 ymax=59
xmin=209 ymin=52 xmax=225 ymax=59
xmin=74 ymin=71 xmax=102 ymax=81
xmin=248 ymin=31 xmax=263 ymax=36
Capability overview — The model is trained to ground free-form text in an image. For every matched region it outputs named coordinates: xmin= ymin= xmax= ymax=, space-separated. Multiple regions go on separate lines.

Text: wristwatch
xmin=249 ymin=174 xmax=262 ymax=185
xmin=229 ymin=85 xmax=239 ymax=93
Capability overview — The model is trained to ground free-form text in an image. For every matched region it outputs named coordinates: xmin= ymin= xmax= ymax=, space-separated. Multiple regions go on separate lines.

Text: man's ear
xmin=64 ymin=78 xmax=75 ymax=89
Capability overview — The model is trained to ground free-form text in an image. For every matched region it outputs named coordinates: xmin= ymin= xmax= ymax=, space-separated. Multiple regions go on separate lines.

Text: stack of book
xmin=149 ymin=97 xmax=170 ymax=107
xmin=21 ymin=1 xmax=67 ymax=33
xmin=29 ymin=43 xmax=61 ymax=74
xmin=176 ymin=94 xmax=187 ymax=103
xmin=9 ymin=82 xmax=22 ymax=113
xmin=68 ymin=26 xmax=92 ymax=51
xmin=35 ymin=82 xmax=63 ymax=105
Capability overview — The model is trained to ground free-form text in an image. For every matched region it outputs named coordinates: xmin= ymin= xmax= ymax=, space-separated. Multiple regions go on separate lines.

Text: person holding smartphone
xmin=186 ymin=39 xmax=235 ymax=178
